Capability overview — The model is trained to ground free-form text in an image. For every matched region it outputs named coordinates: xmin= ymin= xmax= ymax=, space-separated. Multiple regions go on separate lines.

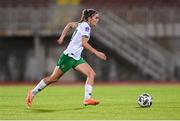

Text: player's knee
xmin=92 ymin=71 xmax=96 ymax=78
xmin=87 ymin=70 xmax=96 ymax=79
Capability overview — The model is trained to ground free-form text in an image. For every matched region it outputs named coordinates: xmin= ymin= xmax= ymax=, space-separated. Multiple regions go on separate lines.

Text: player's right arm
xmin=57 ymin=22 xmax=78 ymax=44
xmin=82 ymin=37 xmax=107 ymax=60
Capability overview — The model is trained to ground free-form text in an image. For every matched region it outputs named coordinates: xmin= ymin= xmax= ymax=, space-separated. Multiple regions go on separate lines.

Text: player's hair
xmin=79 ymin=9 xmax=98 ymax=22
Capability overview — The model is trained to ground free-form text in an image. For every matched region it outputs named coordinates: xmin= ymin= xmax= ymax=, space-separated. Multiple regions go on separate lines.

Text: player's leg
xmin=26 ymin=53 xmax=75 ymax=107
xmin=32 ymin=66 xmax=64 ymax=96
xmin=74 ymin=63 xmax=99 ymax=105
xmin=26 ymin=66 xmax=63 ymax=107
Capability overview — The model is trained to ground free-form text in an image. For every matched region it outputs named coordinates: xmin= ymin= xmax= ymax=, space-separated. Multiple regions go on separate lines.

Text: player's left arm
xmin=82 ymin=36 xmax=107 ymax=60
xmin=57 ymin=22 xmax=78 ymax=44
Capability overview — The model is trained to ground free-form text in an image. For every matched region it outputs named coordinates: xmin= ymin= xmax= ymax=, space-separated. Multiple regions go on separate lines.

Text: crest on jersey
xmin=85 ymin=27 xmax=89 ymax=32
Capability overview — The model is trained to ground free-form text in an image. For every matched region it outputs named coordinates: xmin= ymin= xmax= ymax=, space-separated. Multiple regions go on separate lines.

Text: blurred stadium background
xmin=0 ymin=0 xmax=180 ymax=83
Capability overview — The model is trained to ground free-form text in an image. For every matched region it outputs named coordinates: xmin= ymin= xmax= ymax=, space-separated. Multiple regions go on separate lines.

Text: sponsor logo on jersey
xmin=85 ymin=27 xmax=89 ymax=32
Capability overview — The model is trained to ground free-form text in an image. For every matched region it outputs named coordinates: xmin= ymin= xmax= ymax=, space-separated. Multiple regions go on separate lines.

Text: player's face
xmin=90 ymin=13 xmax=99 ymax=26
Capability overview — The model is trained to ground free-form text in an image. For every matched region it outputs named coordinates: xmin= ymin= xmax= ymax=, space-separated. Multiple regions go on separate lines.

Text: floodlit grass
xmin=0 ymin=84 xmax=180 ymax=119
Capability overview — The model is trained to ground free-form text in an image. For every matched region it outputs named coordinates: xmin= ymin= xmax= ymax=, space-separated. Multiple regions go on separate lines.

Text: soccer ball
xmin=138 ymin=93 xmax=152 ymax=107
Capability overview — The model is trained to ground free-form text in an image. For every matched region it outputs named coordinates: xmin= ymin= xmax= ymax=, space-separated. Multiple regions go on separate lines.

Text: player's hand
xmin=57 ymin=36 xmax=64 ymax=44
xmin=95 ymin=51 xmax=107 ymax=60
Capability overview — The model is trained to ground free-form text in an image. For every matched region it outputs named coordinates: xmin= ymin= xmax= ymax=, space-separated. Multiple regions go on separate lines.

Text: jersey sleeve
xmin=80 ymin=23 xmax=91 ymax=39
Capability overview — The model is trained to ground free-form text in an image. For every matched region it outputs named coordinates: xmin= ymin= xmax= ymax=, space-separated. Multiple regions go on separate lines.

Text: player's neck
xmin=86 ymin=21 xmax=91 ymax=27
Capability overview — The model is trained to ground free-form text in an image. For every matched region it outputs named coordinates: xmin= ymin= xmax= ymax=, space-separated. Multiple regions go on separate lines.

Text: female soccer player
xmin=26 ymin=9 xmax=107 ymax=107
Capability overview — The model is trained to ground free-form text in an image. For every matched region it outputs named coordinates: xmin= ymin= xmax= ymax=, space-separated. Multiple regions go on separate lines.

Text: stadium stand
xmin=81 ymin=0 xmax=180 ymax=8
xmin=0 ymin=0 xmax=53 ymax=7
xmin=0 ymin=0 xmax=180 ymax=81
xmin=81 ymin=0 xmax=180 ymax=80
xmin=57 ymin=0 xmax=81 ymax=5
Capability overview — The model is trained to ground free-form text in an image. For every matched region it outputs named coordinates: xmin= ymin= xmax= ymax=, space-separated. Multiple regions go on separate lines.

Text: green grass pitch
xmin=0 ymin=84 xmax=180 ymax=120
